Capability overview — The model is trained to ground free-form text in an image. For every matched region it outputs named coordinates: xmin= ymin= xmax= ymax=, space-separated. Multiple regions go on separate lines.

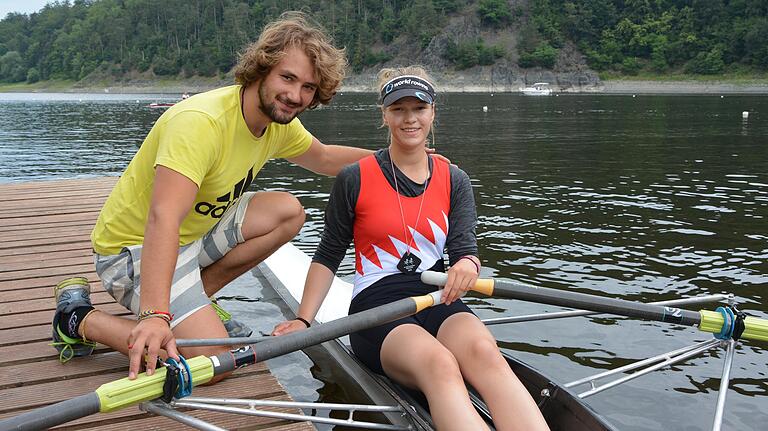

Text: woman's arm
xmin=272 ymin=262 xmax=335 ymax=335
xmin=272 ymin=164 xmax=359 ymax=335
xmin=442 ymin=166 xmax=481 ymax=305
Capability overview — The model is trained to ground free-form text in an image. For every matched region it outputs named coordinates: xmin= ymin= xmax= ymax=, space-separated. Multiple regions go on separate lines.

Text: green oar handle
xmin=700 ymin=310 xmax=768 ymax=342
xmin=421 ymin=271 xmax=768 ymax=342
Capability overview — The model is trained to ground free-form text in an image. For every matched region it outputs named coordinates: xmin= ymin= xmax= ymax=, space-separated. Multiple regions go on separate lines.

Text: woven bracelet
xmin=137 ymin=310 xmax=174 ymax=325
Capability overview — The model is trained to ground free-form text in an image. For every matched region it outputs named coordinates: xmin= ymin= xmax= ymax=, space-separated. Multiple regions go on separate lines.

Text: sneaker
xmin=51 ymin=277 xmax=97 ymax=363
xmin=210 ymin=298 xmax=253 ymax=338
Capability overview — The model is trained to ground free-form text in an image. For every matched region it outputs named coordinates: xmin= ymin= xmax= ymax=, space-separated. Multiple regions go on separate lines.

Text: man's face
xmin=257 ymin=46 xmax=318 ymax=124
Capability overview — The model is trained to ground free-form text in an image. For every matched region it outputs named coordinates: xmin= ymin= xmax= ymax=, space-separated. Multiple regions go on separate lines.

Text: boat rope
xmin=714 ymin=305 xmax=748 ymax=341
xmin=161 ymin=356 xmax=193 ymax=402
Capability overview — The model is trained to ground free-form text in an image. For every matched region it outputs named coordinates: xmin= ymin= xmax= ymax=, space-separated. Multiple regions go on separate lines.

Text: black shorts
xmin=349 ymin=273 xmax=474 ymax=375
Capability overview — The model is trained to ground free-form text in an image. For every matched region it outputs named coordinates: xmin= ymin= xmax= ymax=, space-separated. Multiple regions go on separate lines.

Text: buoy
xmin=482 ymin=106 xmax=488 ymax=113
xmin=742 ymin=111 xmax=749 ymax=119
xmin=720 ymin=95 xmax=724 ymax=98
xmin=632 ymin=94 xmax=636 ymax=98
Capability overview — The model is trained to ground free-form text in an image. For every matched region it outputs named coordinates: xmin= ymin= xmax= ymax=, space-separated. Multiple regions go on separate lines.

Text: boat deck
xmin=0 ymin=177 xmax=312 ymax=430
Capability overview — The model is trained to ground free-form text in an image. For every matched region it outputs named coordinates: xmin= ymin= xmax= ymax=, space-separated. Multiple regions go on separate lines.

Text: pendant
xmin=397 ymin=251 xmax=422 ymax=274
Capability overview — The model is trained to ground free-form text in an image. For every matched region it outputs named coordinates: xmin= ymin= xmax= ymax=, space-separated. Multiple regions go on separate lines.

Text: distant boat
xmin=522 ymin=82 xmax=552 ymax=96
xmin=148 ymin=102 xmax=175 ymax=109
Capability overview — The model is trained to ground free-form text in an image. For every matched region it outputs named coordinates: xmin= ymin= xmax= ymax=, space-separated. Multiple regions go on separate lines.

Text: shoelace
xmin=50 ymin=339 xmax=96 ymax=363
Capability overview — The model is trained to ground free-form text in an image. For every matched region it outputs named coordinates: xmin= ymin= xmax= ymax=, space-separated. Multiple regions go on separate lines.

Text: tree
xmin=477 ymin=0 xmax=512 ymax=27
xmin=0 ymin=51 xmax=26 ymax=82
xmin=519 ymin=42 xmax=558 ymax=69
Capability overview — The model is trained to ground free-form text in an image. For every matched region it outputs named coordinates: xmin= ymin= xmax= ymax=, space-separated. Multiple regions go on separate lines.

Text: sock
xmin=59 ymin=306 xmax=95 ymax=339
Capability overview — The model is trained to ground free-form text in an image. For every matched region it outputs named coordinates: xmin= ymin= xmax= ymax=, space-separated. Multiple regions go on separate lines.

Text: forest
xmin=0 ymin=0 xmax=766 ymax=84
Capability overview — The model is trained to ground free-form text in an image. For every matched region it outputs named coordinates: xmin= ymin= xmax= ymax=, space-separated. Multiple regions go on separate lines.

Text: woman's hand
xmin=441 ymin=257 xmax=480 ymax=305
xmin=272 ymin=319 xmax=310 ymax=336
xmin=127 ymin=317 xmax=178 ymax=380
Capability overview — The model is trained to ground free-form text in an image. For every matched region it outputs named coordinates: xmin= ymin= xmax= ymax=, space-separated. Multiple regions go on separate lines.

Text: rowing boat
xmin=257 ymin=242 xmax=617 ymax=430
xmin=4 ymin=245 xmax=762 ymax=430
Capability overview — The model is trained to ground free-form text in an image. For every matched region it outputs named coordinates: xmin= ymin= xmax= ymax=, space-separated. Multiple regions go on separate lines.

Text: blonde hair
xmin=234 ymin=11 xmax=347 ymax=109
xmin=376 ymin=65 xmax=438 ymax=147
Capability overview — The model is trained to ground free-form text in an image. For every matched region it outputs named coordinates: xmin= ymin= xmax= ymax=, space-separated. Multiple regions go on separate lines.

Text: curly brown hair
xmin=234 ymin=11 xmax=347 ymax=109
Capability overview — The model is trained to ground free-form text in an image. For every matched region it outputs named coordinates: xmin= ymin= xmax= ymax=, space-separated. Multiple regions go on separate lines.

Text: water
xmin=1 ymin=92 xmax=766 ymax=430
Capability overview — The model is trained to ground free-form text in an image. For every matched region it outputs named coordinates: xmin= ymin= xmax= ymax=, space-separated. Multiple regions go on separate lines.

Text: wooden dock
xmin=0 ymin=177 xmax=313 ymax=430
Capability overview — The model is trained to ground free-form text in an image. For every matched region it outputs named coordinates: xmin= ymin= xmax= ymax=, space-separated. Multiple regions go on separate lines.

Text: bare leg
xmin=201 ymin=191 xmax=305 ymax=296
xmin=380 ymin=324 xmax=490 ymax=431
xmin=437 ymin=313 xmax=550 ymax=431
xmin=81 ymin=306 xmax=231 ymax=383
xmin=78 ymin=191 xmax=303 ymax=378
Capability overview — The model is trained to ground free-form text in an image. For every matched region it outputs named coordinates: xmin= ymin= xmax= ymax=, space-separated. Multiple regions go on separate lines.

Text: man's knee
xmin=242 ymin=192 xmax=306 ymax=239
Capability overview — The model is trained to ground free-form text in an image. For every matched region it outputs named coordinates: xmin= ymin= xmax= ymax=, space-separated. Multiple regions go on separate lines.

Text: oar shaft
xmin=211 ymin=291 xmax=442 ymax=374
xmin=423 ymin=271 xmax=768 ymax=343
xmin=0 ymin=393 xmax=100 ymax=431
xmin=495 ymin=278 xmax=703 ymax=326
xmin=421 ymin=271 xmax=702 ymax=327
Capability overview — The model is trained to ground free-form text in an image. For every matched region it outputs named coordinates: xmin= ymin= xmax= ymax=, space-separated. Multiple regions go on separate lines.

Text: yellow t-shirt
xmin=91 ymin=85 xmax=312 ymax=255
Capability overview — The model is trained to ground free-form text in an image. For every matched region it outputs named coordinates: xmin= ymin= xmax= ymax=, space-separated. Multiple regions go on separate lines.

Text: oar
xmin=0 ymin=291 xmax=443 ymax=431
xmin=421 ymin=271 xmax=768 ymax=342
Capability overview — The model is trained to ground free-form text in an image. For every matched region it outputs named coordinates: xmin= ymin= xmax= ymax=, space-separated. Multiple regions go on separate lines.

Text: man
xmin=51 ymin=12 xmax=375 ymax=382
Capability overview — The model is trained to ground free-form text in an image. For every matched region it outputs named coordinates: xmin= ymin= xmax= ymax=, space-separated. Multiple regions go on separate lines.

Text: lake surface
xmin=1 ymin=91 xmax=766 ymax=430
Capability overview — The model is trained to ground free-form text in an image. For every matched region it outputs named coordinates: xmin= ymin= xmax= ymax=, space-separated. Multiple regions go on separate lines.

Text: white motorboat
xmin=522 ymin=82 xmax=552 ymax=95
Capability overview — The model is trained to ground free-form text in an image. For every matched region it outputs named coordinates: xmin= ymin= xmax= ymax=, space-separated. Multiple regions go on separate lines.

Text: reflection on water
xmin=2 ymin=92 xmax=766 ymax=430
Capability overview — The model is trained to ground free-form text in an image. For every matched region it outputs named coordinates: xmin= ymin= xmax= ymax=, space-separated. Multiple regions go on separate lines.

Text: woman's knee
xmin=421 ymin=347 xmax=463 ymax=383
xmin=466 ymin=337 xmax=507 ymax=371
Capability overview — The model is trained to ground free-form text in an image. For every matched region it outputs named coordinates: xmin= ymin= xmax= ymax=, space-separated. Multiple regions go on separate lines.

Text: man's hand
xmin=272 ymin=319 xmax=309 ymax=336
xmin=127 ymin=318 xmax=179 ymax=379
xmin=426 ymin=147 xmax=452 ymax=165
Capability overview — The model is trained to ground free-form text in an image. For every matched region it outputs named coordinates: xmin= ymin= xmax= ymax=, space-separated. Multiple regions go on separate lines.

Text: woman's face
xmin=383 ymin=97 xmax=435 ymax=149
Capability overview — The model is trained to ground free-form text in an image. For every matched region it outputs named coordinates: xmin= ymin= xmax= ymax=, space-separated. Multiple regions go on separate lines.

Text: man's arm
xmin=127 ymin=166 xmax=198 ymax=379
xmin=288 ymin=137 xmax=372 ymax=176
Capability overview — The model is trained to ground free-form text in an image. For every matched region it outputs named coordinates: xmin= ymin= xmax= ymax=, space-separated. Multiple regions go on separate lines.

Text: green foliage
xmin=477 ymin=0 xmax=512 ymax=26
xmin=1 ymin=0 xmax=765 ymax=83
xmin=519 ymin=42 xmax=558 ymax=69
xmin=0 ymin=51 xmax=26 ymax=82
xmin=620 ymin=56 xmax=641 ymax=75
xmin=2 ymin=0 xmax=441 ymax=82
xmin=685 ymin=47 xmax=725 ymax=75
xmin=532 ymin=0 xmax=768 ymax=74
xmin=444 ymin=39 xmax=504 ymax=69
xmin=26 ymin=67 xmax=40 ymax=83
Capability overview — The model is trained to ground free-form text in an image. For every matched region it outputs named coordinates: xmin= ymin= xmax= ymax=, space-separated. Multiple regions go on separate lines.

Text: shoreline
xmin=2 ymin=78 xmax=768 ymax=95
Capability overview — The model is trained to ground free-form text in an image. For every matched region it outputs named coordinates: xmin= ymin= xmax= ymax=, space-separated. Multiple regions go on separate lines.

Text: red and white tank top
xmin=352 ymin=154 xmax=451 ymax=297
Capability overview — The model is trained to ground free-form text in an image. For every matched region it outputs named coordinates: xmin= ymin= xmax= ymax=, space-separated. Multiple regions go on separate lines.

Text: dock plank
xmin=0 ymin=178 xmax=312 ymax=431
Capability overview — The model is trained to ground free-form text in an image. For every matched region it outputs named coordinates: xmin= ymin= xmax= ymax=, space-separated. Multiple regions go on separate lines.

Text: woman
xmin=273 ymin=66 xmax=550 ymax=431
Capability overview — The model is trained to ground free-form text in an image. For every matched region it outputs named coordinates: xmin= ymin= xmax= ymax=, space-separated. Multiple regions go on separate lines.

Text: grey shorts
xmin=94 ymin=192 xmax=255 ymax=327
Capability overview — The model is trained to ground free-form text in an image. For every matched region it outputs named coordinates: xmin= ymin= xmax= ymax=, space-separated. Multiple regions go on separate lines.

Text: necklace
xmin=390 ymin=150 xmax=429 ymax=274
